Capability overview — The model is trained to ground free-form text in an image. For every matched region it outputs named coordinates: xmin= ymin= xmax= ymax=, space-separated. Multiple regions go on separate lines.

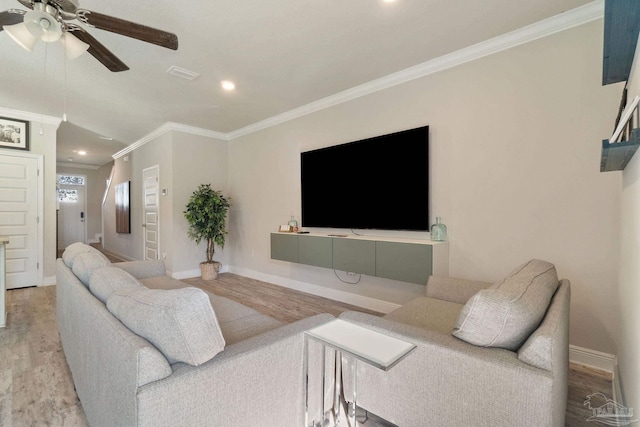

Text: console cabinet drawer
xmin=270 ymin=233 xmax=299 ymax=263
xmin=332 ymin=238 xmax=376 ymax=276
xmin=299 ymin=235 xmax=333 ymax=268
xmin=375 ymin=241 xmax=432 ymax=285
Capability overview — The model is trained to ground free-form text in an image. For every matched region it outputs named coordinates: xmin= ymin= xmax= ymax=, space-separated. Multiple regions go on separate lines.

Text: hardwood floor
xmin=0 ymin=271 xmax=613 ymax=426
xmin=0 ymin=286 xmax=88 ymax=427
xmin=566 ymin=363 xmax=615 ymax=426
xmin=182 ymin=274 xmax=383 ymax=323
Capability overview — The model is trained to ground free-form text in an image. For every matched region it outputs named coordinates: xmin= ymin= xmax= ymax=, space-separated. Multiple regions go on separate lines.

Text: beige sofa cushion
xmin=62 ymin=242 xmax=93 ymax=268
xmin=89 ymin=267 xmax=146 ymax=303
xmin=71 ymin=251 xmax=111 ymax=286
xmin=452 ymin=259 xmax=559 ymax=351
xmin=384 ymin=296 xmax=464 ymax=335
xmin=107 ymin=287 xmax=226 ymax=366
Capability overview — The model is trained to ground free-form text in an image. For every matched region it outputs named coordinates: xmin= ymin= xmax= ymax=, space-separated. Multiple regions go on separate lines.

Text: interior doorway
xmin=0 ymin=152 xmax=43 ymax=289
xmin=57 ymin=174 xmax=87 ymax=249
xmin=142 ymin=166 xmax=160 ymax=260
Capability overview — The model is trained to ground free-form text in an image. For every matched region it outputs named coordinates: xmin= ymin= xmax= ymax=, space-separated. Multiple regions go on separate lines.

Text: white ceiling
xmin=0 ymin=0 xmax=592 ymax=166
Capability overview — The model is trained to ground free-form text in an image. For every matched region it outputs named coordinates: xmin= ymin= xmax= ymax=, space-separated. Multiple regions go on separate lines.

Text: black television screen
xmin=301 ymin=126 xmax=429 ymax=231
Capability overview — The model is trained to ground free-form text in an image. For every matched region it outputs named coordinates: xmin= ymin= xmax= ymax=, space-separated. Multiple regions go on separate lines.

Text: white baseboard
xmin=228 ymin=265 xmax=402 ymax=314
xmin=171 ymin=269 xmax=201 ymax=279
xmin=87 ymin=233 xmax=102 ymax=244
xmin=41 ymin=276 xmax=56 ymax=287
xmin=612 ymin=363 xmax=625 ymax=407
xmin=569 ymin=345 xmax=623 ymax=404
xmin=171 ymin=265 xmax=229 ymax=280
xmin=569 ymin=344 xmax=617 ymax=372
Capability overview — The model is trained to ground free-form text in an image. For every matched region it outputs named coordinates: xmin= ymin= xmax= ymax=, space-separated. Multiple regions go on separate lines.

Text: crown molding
xmin=56 ymin=162 xmax=100 ymax=170
xmin=0 ymin=107 xmax=62 ymax=129
xmin=226 ymin=0 xmax=604 ymax=140
xmin=112 ymin=121 xmax=229 ymax=159
xmin=166 ymin=122 xmax=230 ymax=141
xmin=111 ymin=1 xmax=604 ymax=147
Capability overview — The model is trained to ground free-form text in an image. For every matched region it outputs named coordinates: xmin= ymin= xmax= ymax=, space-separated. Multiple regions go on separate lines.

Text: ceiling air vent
xmin=167 ymin=66 xmax=200 ymax=81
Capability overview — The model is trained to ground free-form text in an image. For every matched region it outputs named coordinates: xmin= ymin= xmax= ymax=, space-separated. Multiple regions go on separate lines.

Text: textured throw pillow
xmin=89 ymin=267 xmax=146 ymax=304
xmin=452 ymin=259 xmax=559 ymax=351
xmin=106 ymin=287 xmax=226 ymax=366
xmin=71 ymin=251 xmax=111 ymax=287
xmin=62 ymin=242 xmax=93 ymax=268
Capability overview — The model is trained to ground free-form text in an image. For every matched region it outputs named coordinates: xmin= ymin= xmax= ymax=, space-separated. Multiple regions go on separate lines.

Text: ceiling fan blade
xmin=67 ymin=25 xmax=129 ymax=72
xmin=50 ymin=0 xmax=77 ymax=14
xmin=75 ymin=10 xmax=178 ymax=50
xmin=0 ymin=9 xmax=26 ymax=28
xmin=15 ymin=0 xmax=33 ymax=10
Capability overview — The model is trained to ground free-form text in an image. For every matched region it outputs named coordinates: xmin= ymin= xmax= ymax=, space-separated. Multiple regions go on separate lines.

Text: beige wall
xmin=228 ymin=21 xmax=623 ymax=353
xmin=103 ymin=132 xmax=171 ymax=260
xmin=615 ymin=38 xmax=640 ymax=413
xmin=169 ymin=132 xmax=228 ymax=275
xmin=102 ymin=131 xmax=228 ymax=275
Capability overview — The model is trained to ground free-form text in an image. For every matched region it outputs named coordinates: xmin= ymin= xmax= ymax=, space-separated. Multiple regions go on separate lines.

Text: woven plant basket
xmin=200 ymin=261 xmax=221 ymax=280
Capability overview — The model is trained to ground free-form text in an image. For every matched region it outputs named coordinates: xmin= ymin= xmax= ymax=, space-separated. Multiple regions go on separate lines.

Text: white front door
xmin=57 ymin=181 xmax=86 ymax=248
xmin=143 ymin=166 xmax=159 ymax=260
xmin=0 ymin=153 xmax=41 ymax=289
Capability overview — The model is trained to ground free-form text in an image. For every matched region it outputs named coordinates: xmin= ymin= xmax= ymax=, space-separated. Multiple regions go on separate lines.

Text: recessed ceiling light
xmin=221 ymin=80 xmax=235 ymax=91
xmin=383 ymin=0 xmax=396 ymax=3
xmin=99 ymin=136 xmax=113 ymax=141
xmin=67 ymin=157 xmax=74 ymax=161
xmin=78 ymin=150 xmax=87 ymax=155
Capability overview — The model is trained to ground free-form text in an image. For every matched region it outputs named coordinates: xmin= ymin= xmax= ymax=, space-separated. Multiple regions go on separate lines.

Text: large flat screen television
xmin=301 ymin=125 xmax=429 ymax=231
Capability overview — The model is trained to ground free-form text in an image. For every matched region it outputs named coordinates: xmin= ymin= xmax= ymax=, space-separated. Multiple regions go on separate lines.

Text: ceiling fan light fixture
xmin=3 ymin=22 xmax=39 ymax=52
xmin=61 ymin=32 xmax=89 ymax=59
xmin=24 ymin=9 xmax=62 ymax=42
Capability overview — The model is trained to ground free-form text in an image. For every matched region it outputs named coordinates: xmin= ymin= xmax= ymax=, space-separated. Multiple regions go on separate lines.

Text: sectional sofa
xmin=56 ymin=243 xmax=333 ymax=427
xmin=339 ymin=259 xmax=570 ymax=426
xmin=57 ymin=243 xmax=569 ymax=427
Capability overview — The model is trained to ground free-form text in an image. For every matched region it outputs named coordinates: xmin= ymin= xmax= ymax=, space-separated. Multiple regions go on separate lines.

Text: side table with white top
xmin=304 ymin=319 xmax=416 ymax=427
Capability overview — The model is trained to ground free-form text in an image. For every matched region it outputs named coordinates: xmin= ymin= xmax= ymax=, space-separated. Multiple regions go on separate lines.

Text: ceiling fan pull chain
xmin=63 ymin=36 xmax=67 ymax=122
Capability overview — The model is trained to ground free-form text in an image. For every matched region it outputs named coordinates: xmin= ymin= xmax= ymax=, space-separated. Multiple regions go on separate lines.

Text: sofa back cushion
xmin=62 ymin=242 xmax=94 ymax=268
xmin=71 ymin=251 xmax=111 ymax=287
xmin=107 ymin=287 xmax=226 ymax=366
xmin=452 ymin=259 xmax=559 ymax=351
xmin=517 ymin=280 xmax=570 ymax=370
xmin=89 ymin=267 xmax=146 ymax=303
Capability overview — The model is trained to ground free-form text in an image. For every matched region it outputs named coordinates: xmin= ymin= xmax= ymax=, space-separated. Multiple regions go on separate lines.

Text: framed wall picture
xmin=115 ymin=181 xmax=131 ymax=234
xmin=0 ymin=117 xmax=29 ymax=151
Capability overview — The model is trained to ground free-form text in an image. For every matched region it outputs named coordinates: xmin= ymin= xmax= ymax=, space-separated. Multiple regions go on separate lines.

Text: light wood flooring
xmin=1 ymin=271 xmax=613 ymax=426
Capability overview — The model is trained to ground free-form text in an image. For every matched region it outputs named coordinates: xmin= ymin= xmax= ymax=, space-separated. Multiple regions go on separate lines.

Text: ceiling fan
xmin=0 ymin=0 xmax=178 ymax=72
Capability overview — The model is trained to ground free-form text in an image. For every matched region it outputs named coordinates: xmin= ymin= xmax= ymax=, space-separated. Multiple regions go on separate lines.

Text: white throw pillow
xmin=452 ymin=259 xmax=559 ymax=351
xmin=107 ymin=287 xmax=226 ymax=366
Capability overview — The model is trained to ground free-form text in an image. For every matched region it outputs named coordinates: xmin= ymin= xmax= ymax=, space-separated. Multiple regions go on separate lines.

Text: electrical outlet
xmin=347 ymin=272 xmax=356 ymax=276
xmin=162 ymin=252 xmax=167 ymax=260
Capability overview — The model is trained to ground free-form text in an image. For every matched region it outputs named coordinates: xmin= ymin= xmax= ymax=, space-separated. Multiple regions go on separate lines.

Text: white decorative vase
xmin=200 ymin=261 xmax=221 ymax=280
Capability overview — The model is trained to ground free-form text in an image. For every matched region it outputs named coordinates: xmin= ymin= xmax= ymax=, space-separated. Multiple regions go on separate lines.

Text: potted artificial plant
xmin=184 ymin=184 xmax=231 ymax=280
